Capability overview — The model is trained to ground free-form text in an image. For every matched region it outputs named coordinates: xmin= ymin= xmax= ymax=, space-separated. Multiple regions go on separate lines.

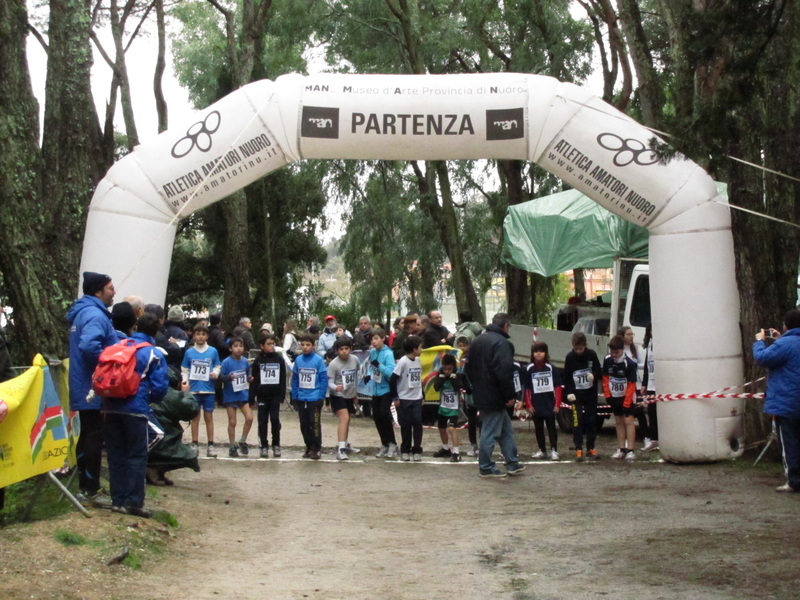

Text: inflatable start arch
xmin=81 ymin=73 xmax=744 ymax=462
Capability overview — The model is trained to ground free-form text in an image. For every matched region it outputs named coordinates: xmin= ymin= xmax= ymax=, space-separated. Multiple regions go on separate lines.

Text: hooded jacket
xmin=66 ymin=295 xmax=118 ymax=411
xmin=753 ymin=328 xmax=800 ymax=419
xmin=101 ymin=332 xmax=169 ymax=416
xmin=463 ymin=324 xmax=516 ymax=410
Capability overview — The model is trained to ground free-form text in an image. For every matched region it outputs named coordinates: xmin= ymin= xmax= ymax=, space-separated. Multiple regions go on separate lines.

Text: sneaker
xmin=643 ymin=437 xmax=652 ymax=450
xmin=776 ymin=483 xmax=799 ymax=492
xmin=260 ymin=447 xmax=269 ymax=458
xmin=273 ymin=446 xmax=282 ymax=458
xmin=77 ymin=491 xmax=112 ymax=509
xmin=433 ymin=447 xmax=452 ymax=458
xmin=550 ymin=449 xmax=560 ymax=461
xmin=467 ymin=444 xmax=477 ymax=457
xmin=479 ymin=469 xmax=507 ymax=479
xmin=587 ymin=449 xmax=600 ymax=460
xmin=190 ymin=441 xmax=199 ymax=455
xmin=401 ymin=453 xmax=411 ymax=462
xmin=376 ymin=445 xmax=389 ymax=458
xmin=337 ymin=448 xmax=349 ymax=461
xmin=507 ymin=465 xmax=526 ymax=476
xmin=207 ymin=444 xmax=218 ymax=458
xmin=229 ymin=444 xmax=238 ymax=458
xmin=386 ymin=444 xmax=398 ymax=459
xmin=302 ymin=449 xmax=312 ymax=459
xmin=345 ymin=443 xmax=361 ymax=454
xmin=643 ymin=439 xmax=659 ymax=451
xmin=310 ymin=450 xmax=321 ymax=460
xmin=575 ymin=450 xmax=584 ymax=461
xmin=625 ymin=450 xmax=636 ymax=461
xmin=450 ymin=453 xmax=461 ymax=463
xmin=238 ymin=442 xmax=249 ymax=455
xmin=611 ymin=449 xmax=625 ymax=459
xmin=413 ymin=453 xmax=422 ymax=462
xmin=532 ymin=450 xmax=546 ymax=459
xmin=113 ymin=505 xmax=152 ymax=518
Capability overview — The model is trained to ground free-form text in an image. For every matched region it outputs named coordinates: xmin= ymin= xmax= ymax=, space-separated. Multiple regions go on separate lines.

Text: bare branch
xmin=27 ymin=24 xmax=49 ymax=54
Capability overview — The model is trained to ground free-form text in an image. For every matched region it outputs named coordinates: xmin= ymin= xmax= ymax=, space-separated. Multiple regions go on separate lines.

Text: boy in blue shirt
xmin=220 ymin=337 xmax=254 ymax=457
xmin=181 ymin=323 xmax=221 ymax=457
xmin=291 ymin=334 xmax=328 ymax=459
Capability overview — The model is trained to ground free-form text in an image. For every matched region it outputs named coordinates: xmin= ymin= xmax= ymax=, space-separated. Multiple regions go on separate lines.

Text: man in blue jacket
xmin=103 ymin=310 xmax=169 ymax=518
xmin=464 ymin=313 xmax=525 ymax=478
xmin=754 ymin=309 xmax=800 ymax=493
xmin=66 ymin=272 xmax=118 ymax=507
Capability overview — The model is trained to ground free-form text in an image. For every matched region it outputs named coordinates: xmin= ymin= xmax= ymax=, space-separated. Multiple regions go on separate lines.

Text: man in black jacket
xmin=464 ymin=313 xmax=525 ymax=478
xmin=421 ymin=310 xmax=454 ymax=349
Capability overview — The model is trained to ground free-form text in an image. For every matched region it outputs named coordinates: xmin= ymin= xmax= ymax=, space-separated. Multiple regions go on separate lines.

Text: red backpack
xmin=92 ymin=339 xmax=151 ymax=399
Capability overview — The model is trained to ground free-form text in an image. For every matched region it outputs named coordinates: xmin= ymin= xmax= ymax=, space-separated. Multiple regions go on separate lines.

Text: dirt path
xmin=2 ymin=410 xmax=799 ymax=599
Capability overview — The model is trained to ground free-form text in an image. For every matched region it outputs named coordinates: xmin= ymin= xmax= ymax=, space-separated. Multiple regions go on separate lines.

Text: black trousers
xmin=572 ymin=401 xmax=598 ymax=451
xmin=257 ymin=396 xmax=282 ymax=447
xmin=647 ymin=401 xmax=659 ymax=440
xmin=397 ymin=399 xmax=423 ymax=454
xmin=533 ymin=414 xmax=558 ymax=452
xmin=372 ymin=393 xmax=397 ymax=447
xmin=465 ymin=404 xmax=480 ymax=445
xmin=297 ymin=401 xmax=321 ymax=451
xmin=77 ymin=409 xmax=104 ymax=494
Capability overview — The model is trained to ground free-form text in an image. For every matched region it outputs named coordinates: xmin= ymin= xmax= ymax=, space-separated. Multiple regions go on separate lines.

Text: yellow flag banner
xmin=420 ymin=346 xmax=461 ymax=403
xmin=0 ymin=355 xmax=76 ymax=488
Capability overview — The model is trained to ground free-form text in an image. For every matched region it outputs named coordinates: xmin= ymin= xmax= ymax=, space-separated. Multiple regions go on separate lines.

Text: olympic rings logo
xmin=171 ymin=111 xmax=222 ymax=159
xmin=596 ymin=133 xmax=659 ymax=167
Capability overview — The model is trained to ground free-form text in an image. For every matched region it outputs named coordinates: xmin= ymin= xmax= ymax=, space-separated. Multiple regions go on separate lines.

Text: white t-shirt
xmin=393 ymin=355 xmax=423 ymax=400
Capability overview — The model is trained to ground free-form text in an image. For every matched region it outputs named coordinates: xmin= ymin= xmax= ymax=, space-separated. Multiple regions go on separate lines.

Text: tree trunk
xmin=221 ymin=190 xmax=251 ymax=332
xmin=0 ymin=0 xmax=102 ymax=360
xmin=573 ymin=268 xmax=586 ymax=299
xmin=498 ymin=159 xmax=531 ymax=323
xmin=154 ymin=0 xmax=168 ymax=133
xmin=109 ymin=0 xmax=138 ymax=150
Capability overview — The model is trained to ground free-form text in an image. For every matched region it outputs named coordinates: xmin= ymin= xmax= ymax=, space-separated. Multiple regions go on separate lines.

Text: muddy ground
xmin=1 ymin=406 xmax=798 ymax=600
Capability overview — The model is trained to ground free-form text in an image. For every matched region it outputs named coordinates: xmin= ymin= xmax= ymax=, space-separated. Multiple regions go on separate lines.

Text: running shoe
xmin=337 ymin=448 xmax=349 ymax=461
xmin=450 ymin=453 xmax=461 ymax=463
xmin=479 ymin=469 xmax=507 ymax=479
xmin=587 ymin=449 xmax=600 ymax=460
xmin=412 ymin=453 xmax=422 ymax=461
xmin=625 ymin=450 xmax=636 ymax=461
xmin=77 ymin=491 xmax=112 ymax=509
xmin=401 ymin=453 xmax=411 ymax=462
xmin=238 ymin=442 xmax=249 ymax=455
xmin=387 ymin=444 xmax=398 ymax=459
xmin=550 ymin=449 xmax=560 ymax=461
xmin=375 ymin=445 xmax=389 ymax=458
xmin=229 ymin=444 xmax=238 ymax=458
xmin=190 ymin=441 xmax=199 ymax=456
xmin=310 ymin=450 xmax=321 ymax=460
xmin=575 ymin=450 xmax=584 ymax=461
xmin=643 ymin=439 xmax=659 ymax=451
xmin=345 ymin=443 xmax=361 ymax=454
xmin=467 ymin=444 xmax=477 ymax=457
xmin=506 ymin=465 xmax=526 ymax=476
xmin=260 ymin=447 xmax=269 ymax=458
xmin=433 ymin=448 xmax=452 ymax=458
xmin=206 ymin=444 xmax=218 ymax=458
xmin=611 ymin=449 xmax=625 ymax=459
xmin=776 ymin=483 xmax=798 ymax=492
xmin=273 ymin=446 xmax=282 ymax=458
xmin=531 ymin=450 xmax=546 ymax=459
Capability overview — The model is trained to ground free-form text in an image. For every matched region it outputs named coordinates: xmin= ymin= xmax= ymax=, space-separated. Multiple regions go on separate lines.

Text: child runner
xmin=603 ymin=335 xmax=639 ymax=460
xmin=290 ymin=333 xmax=328 ymax=459
xmin=641 ymin=323 xmax=658 ymax=451
xmin=327 ymin=336 xmax=361 ymax=460
xmin=433 ymin=353 xmax=471 ymax=462
xmin=618 ymin=325 xmax=650 ymax=450
xmin=563 ymin=332 xmax=602 ymax=460
xmin=182 ymin=323 xmax=221 ymax=457
xmin=524 ymin=341 xmax=563 ymax=460
xmin=252 ymin=333 xmax=286 ymax=458
xmin=220 ymin=337 xmax=254 ymax=457
xmin=457 ymin=335 xmax=479 ymax=457
xmin=365 ymin=328 xmax=397 ymax=458
xmin=390 ymin=335 xmax=424 ymax=462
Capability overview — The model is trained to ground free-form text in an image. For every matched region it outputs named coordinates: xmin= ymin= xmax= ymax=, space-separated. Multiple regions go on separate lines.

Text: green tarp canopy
xmin=501 ymin=183 xmax=728 ymax=276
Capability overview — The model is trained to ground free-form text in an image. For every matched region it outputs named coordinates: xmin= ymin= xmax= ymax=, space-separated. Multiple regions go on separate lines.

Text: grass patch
xmin=145 ymin=487 xmax=160 ymax=499
xmin=121 ymin=551 xmax=143 ymax=570
xmin=1 ymin=475 xmax=76 ymax=526
xmin=151 ymin=510 xmax=179 ymax=528
xmin=54 ymin=529 xmax=86 ymax=546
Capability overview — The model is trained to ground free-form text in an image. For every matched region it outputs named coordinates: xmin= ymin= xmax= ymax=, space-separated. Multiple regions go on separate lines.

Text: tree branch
xmin=27 ymin=24 xmax=48 ymax=54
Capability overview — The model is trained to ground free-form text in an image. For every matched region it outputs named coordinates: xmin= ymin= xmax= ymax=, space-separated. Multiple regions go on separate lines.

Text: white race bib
xmin=610 ymin=376 xmax=627 ymax=398
xmin=513 ymin=370 xmax=521 ymax=393
xmin=408 ymin=367 xmax=422 ymax=389
xmin=441 ymin=389 xmax=459 ymax=410
xmin=299 ymin=367 xmax=317 ymax=390
xmin=532 ymin=371 xmax=554 ymax=394
xmin=342 ymin=368 xmax=357 ymax=389
xmin=573 ymin=368 xmax=592 ymax=390
xmin=260 ymin=363 xmax=280 ymax=385
xmin=372 ymin=365 xmax=382 ymax=384
xmin=647 ymin=359 xmax=656 ymax=392
xmin=190 ymin=359 xmax=211 ymax=382
xmin=231 ymin=370 xmax=248 ymax=393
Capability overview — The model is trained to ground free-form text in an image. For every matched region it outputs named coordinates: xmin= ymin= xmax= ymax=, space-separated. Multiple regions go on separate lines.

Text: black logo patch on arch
xmin=486 ymin=108 xmax=524 ymax=140
xmin=301 ymin=106 xmax=340 ymax=139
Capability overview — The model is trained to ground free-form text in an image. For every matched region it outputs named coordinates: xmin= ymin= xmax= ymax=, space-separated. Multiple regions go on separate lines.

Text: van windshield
xmin=629 ymin=275 xmax=651 ymax=327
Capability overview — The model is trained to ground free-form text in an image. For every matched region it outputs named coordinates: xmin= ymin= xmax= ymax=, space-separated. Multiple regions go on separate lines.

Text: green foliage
xmin=151 ymin=510 xmax=180 ymax=528
xmin=122 ymin=551 xmax=143 ymax=570
xmin=54 ymin=529 xmax=87 ymax=546
xmin=0 ymin=476 xmax=75 ymax=526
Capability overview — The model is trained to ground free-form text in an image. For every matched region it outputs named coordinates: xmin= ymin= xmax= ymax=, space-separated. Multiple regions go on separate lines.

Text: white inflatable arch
xmin=81 ymin=73 xmax=743 ymax=462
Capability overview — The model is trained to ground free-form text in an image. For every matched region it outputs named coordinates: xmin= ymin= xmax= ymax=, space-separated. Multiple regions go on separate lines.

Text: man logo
xmin=171 ymin=111 xmax=222 ymax=158
xmin=486 ymin=108 xmax=524 ymax=140
xmin=597 ymin=133 xmax=659 ymax=167
xmin=301 ymin=106 xmax=339 ymax=139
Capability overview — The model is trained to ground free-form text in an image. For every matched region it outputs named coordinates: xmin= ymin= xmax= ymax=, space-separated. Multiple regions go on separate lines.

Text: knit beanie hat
xmin=82 ymin=272 xmax=112 ymax=296
xmin=167 ymin=305 xmax=185 ymax=322
xmin=112 ymin=302 xmax=137 ymax=333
